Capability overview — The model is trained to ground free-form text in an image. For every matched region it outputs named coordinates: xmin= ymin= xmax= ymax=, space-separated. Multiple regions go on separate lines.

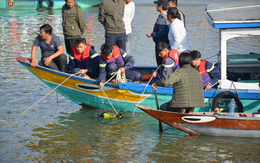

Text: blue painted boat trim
xmin=212 ymin=22 xmax=260 ymax=29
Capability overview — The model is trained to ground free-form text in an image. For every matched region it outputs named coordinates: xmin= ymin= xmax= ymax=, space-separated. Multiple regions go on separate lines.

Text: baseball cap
xmin=154 ymin=0 xmax=168 ymax=6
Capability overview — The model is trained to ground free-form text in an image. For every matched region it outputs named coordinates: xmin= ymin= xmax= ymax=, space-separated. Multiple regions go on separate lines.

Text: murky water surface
xmin=0 ymin=0 xmax=260 ymax=162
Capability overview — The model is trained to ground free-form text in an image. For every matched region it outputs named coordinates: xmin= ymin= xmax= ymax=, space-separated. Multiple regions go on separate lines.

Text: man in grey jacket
xmin=98 ymin=0 xmax=126 ymax=52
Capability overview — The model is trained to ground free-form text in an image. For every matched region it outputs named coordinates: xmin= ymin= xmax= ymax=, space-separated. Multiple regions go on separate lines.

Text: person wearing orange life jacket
xmin=191 ymin=50 xmax=221 ymax=91
xmin=150 ymin=42 xmax=180 ymax=87
xmin=99 ymin=44 xmax=141 ymax=88
xmin=67 ymin=38 xmax=99 ymax=79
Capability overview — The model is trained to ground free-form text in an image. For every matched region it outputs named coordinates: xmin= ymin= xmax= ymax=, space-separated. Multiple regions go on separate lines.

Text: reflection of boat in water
xmin=2 ymin=0 xmax=103 ymax=10
xmin=136 ymin=0 xmax=260 ymax=137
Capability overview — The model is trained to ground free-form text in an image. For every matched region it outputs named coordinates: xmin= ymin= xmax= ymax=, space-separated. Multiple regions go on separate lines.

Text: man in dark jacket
xmin=98 ymin=0 xmax=126 ymax=52
xmin=62 ymin=0 xmax=86 ymax=55
xmin=146 ymin=0 xmax=170 ymax=66
xmin=67 ymin=38 xmax=99 ymax=79
xmin=99 ymin=44 xmax=141 ymax=88
xmin=152 ymin=52 xmax=204 ymax=113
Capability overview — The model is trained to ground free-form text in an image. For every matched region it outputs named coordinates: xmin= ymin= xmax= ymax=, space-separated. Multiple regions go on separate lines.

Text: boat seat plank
xmin=227 ymin=61 xmax=260 ymax=65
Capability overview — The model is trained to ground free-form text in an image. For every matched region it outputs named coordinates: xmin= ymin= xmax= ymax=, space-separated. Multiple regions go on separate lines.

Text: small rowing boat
xmin=135 ymin=104 xmax=260 ymax=137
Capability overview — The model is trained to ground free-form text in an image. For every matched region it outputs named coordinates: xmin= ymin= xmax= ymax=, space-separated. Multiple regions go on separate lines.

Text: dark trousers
xmin=160 ymin=101 xmax=192 ymax=113
xmin=107 ymin=63 xmax=141 ymax=81
xmin=41 ymin=54 xmax=67 ymax=72
xmin=105 ymin=33 xmax=126 ymax=52
xmin=65 ymin=38 xmax=80 ymax=55
xmin=155 ymin=42 xmax=163 ymax=66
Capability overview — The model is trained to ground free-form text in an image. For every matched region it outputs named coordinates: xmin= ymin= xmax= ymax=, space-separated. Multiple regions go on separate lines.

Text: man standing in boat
xmin=99 ymin=44 xmax=141 ymax=88
xmin=191 ymin=50 xmax=221 ymax=91
xmin=146 ymin=0 xmax=170 ymax=66
xmin=150 ymin=42 xmax=180 ymax=88
xmin=98 ymin=0 xmax=126 ymax=52
xmin=62 ymin=0 xmax=86 ymax=55
xmin=67 ymin=38 xmax=99 ymax=79
xmin=30 ymin=24 xmax=67 ymax=72
xmin=152 ymin=52 xmax=204 ymax=113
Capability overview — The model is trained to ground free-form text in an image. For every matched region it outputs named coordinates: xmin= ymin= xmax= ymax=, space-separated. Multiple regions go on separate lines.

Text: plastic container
xmin=229 ymin=98 xmax=235 ymax=116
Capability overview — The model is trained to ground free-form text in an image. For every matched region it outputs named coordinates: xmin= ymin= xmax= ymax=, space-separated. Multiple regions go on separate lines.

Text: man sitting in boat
xmin=152 ymin=52 xmax=204 ymax=113
xmin=30 ymin=24 xmax=67 ymax=72
xmin=191 ymin=50 xmax=221 ymax=91
xmin=67 ymin=38 xmax=99 ymax=79
xmin=150 ymin=42 xmax=180 ymax=87
xmin=99 ymin=44 xmax=142 ymax=88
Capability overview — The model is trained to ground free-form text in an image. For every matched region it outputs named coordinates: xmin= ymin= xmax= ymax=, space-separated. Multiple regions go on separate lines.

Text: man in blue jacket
xmin=67 ymin=38 xmax=99 ymax=79
xmin=146 ymin=0 xmax=170 ymax=66
xmin=99 ymin=44 xmax=141 ymax=88
xmin=150 ymin=42 xmax=180 ymax=87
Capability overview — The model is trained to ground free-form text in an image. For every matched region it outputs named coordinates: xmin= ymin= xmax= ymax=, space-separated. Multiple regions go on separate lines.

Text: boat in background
xmin=2 ymin=0 xmax=103 ymax=10
xmin=136 ymin=105 xmax=260 ymax=138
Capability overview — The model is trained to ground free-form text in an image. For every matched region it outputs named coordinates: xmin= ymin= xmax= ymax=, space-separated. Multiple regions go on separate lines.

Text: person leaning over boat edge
xmin=146 ymin=0 xmax=170 ymax=66
xmin=191 ymin=50 xmax=221 ymax=91
xmin=67 ymin=38 xmax=99 ymax=79
xmin=30 ymin=24 xmax=67 ymax=72
xmin=152 ymin=52 xmax=204 ymax=113
xmin=99 ymin=44 xmax=141 ymax=88
xmin=62 ymin=0 xmax=86 ymax=55
xmin=150 ymin=42 xmax=180 ymax=87
xmin=168 ymin=0 xmax=186 ymax=27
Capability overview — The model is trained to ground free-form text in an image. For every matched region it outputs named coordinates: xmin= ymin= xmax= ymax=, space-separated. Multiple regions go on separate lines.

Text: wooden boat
xmin=16 ymin=0 xmax=260 ymax=113
xmin=2 ymin=0 xmax=103 ymax=10
xmin=135 ymin=105 xmax=260 ymax=137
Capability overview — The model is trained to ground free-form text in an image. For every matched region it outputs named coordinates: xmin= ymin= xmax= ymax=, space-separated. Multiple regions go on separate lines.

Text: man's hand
xmin=79 ymin=69 xmax=88 ymax=74
xmin=30 ymin=61 xmax=37 ymax=67
xmin=146 ymin=33 xmax=152 ymax=38
xmin=44 ymin=56 xmax=53 ymax=66
xmin=152 ymin=83 xmax=158 ymax=90
xmin=158 ymin=64 xmax=163 ymax=70
xmin=119 ymin=67 xmax=125 ymax=73
xmin=99 ymin=82 xmax=104 ymax=89
xmin=204 ymin=84 xmax=212 ymax=91
xmin=152 ymin=71 xmax=158 ymax=77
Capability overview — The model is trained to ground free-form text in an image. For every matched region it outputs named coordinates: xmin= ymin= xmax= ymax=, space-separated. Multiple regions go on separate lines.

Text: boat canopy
xmin=205 ymin=0 xmax=260 ymax=90
xmin=206 ymin=0 xmax=260 ymax=29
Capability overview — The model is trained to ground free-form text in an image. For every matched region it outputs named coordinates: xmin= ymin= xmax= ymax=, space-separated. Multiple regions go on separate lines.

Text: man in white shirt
xmin=123 ymin=0 xmax=135 ymax=54
xmin=167 ymin=7 xmax=191 ymax=53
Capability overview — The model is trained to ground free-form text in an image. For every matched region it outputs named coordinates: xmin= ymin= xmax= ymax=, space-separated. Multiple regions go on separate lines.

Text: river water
xmin=0 ymin=0 xmax=260 ymax=162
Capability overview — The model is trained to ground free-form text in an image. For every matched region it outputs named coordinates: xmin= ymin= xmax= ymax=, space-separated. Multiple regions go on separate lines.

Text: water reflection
xmin=1 ymin=0 xmax=260 ymax=162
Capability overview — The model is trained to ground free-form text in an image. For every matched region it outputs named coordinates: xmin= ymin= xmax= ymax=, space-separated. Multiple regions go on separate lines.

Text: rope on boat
xmin=101 ymin=87 xmax=118 ymax=115
xmin=132 ymin=68 xmax=159 ymax=115
xmin=20 ymin=73 xmax=76 ymax=116
xmin=101 ymin=70 xmax=126 ymax=115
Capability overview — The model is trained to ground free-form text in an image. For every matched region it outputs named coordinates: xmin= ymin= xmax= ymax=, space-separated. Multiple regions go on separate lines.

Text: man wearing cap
xmin=146 ymin=0 xmax=170 ymax=66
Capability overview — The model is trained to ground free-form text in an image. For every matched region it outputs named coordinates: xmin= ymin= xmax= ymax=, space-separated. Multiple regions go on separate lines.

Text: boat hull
xmin=2 ymin=0 xmax=103 ymax=10
xmin=136 ymin=105 xmax=260 ymax=137
xmin=16 ymin=57 xmax=260 ymax=113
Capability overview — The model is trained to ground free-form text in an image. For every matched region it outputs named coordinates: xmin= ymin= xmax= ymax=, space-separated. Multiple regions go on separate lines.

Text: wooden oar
xmin=154 ymin=90 xmax=163 ymax=132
